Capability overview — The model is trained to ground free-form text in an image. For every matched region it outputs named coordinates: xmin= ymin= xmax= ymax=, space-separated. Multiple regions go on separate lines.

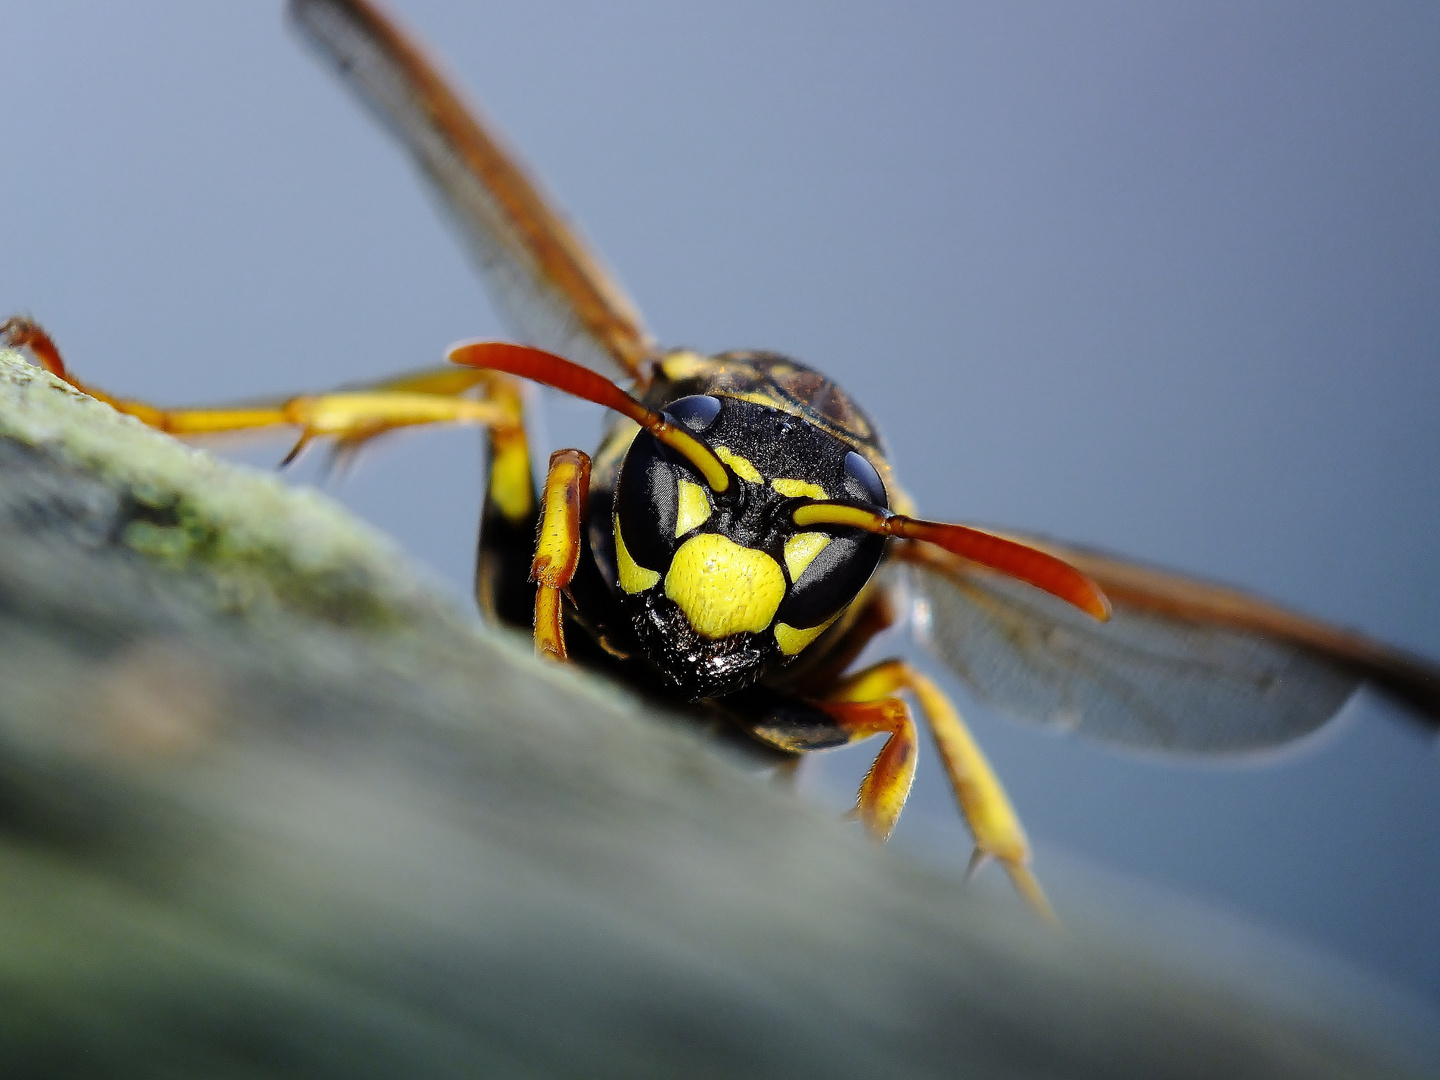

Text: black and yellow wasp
xmin=7 ymin=0 xmax=1439 ymax=917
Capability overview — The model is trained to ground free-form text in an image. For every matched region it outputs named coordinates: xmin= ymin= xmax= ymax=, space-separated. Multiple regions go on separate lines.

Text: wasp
xmin=6 ymin=0 xmax=1438 ymax=919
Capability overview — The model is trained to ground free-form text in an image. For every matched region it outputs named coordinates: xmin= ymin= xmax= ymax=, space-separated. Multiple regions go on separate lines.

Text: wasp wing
xmin=896 ymin=540 xmax=1440 ymax=754
xmin=289 ymin=0 xmax=655 ymax=381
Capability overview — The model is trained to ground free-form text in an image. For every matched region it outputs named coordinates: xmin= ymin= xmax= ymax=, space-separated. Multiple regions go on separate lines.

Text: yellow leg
xmin=2 ymin=317 xmax=521 ymax=461
xmin=818 ymin=697 xmax=918 ymax=840
xmin=277 ymin=389 xmax=515 ymax=465
xmin=326 ymin=365 xmax=537 ymax=526
xmin=827 ymin=659 xmax=1054 ymax=921
xmin=530 ymin=449 xmax=591 ymax=662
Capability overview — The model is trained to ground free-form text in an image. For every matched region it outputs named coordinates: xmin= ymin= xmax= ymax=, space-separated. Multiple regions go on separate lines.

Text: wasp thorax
xmin=609 ymin=394 xmax=888 ymax=699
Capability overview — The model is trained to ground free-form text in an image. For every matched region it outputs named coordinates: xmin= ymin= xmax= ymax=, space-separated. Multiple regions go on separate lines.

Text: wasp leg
xmin=827 ymin=659 xmax=1054 ymax=921
xmin=473 ymin=376 xmax=539 ymax=630
xmin=3 ymin=317 xmax=551 ymax=634
xmin=531 ymin=449 xmax=591 ymax=662
xmin=733 ymin=688 xmax=914 ymax=839
xmin=734 ymin=686 xmax=1047 ymax=915
xmin=818 ymin=697 xmax=918 ymax=840
xmin=2 ymin=316 xmax=513 ymax=460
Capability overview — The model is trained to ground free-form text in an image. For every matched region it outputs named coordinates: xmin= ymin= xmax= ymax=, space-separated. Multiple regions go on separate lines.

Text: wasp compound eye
xmin=775 ymin=525 xmax=886 ymax=631
xmin=666 ymin=394 xmax=722 ymax=433
xmin=607 ymin=432 xmax=702 ymax=587
xmin=842 ymin=450 xmax=886 ymax=506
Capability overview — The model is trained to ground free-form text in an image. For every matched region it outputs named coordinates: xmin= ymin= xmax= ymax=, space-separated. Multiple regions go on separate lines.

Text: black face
xmin=607 ymin=394 xmax=888 ymax=700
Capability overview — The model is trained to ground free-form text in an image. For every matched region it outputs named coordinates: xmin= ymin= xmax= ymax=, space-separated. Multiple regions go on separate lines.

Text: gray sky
xmin=3 ymin=2 xmax=1438 ymax=1008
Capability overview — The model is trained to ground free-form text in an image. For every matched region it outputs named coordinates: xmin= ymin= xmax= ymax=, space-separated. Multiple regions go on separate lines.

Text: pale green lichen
xmin=0 ymin=351 xmax=456 ymax=629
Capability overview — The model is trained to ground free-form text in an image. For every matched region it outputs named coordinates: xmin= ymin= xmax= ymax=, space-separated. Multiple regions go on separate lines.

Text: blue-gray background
xmin=3 ymin=2 xmax=1437 ymax=1006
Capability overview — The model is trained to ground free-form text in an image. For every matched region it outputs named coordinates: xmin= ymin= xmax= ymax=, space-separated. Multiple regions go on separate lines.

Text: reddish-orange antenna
xmin=793 ymin=502 xmax=1112 ymax=621
xmin=448 ymin=341 xmax=731 ymax=492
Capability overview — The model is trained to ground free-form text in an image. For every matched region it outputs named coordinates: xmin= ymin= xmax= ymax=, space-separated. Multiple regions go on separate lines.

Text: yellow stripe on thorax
xmin=658 ymin=350 xmax=713 ymax=381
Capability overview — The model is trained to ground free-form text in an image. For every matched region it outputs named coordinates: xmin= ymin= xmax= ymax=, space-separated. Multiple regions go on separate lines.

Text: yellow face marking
xmin=783 ymin=531 xmax=831 ymax=582
xmin=714 ymin=446 xmax=763 ymax=484
xmin=771 ymin=477 xmax=827 ymax=501
xmin=614 ymin=515 xmax=660 ymax=594
xmin=674 ymin=479 xmax=712 ymax=537
xmin=664 ymin=534 xmax=786 ymax=638
xmin=774 ymin=613 xmax=840 ymax=656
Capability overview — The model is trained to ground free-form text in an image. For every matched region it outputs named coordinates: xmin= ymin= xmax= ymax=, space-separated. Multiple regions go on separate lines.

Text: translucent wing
xmin=290 ymin=0 xmax=655 ymax=380
xmin=896 ymin=539 xmax=1440 ymax=754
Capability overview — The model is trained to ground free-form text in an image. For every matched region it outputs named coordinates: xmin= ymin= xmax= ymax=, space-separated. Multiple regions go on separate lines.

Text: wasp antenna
xmin=448 ymin=340 xmax=730 ymax=492
xmin=793 ymin=501 xmax=1112 ymax=622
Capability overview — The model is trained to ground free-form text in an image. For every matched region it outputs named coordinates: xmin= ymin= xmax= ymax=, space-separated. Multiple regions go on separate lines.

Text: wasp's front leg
xmin=530 ymin=449 xmax=591 ymax=662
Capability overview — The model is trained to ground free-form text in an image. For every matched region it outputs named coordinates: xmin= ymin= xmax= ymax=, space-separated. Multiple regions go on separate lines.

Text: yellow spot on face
xmin=664 ymin=534 xmax=785 ymax=638
xmin=675 ymin=479 xmax=712 ymax=537
xmin=771 ymin=477 xmax=827 ymax=500
xmin=783 ymin=531 xmax=832 ymax=582
xmin=614 ymin=515 xmax=660 ymax=594
xmin=714 ymin=446 xmax=763 ymax=484
xmin=774 ymin=614 xmax=840 ymax=656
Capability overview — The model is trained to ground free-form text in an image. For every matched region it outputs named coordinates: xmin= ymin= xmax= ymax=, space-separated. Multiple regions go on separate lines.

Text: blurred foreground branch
xmin=0 ymin=351 xmax=1429 ymax=1078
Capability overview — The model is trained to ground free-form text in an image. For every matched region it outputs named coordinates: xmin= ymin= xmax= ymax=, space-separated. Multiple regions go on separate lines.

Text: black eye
xmin=614 ymin=432 xmax=679 ymax=573
xmin=843 ymin=450 xmax=886 ymax=506
xmin=777 ymin=531 xmax=886 ymax=629
xmin=666 ymin=394 xmax=722 ymax=432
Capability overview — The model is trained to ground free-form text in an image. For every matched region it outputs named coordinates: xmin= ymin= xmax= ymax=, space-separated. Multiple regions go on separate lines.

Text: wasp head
xmin=607 ymin=394 xmax=888 ymax=700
